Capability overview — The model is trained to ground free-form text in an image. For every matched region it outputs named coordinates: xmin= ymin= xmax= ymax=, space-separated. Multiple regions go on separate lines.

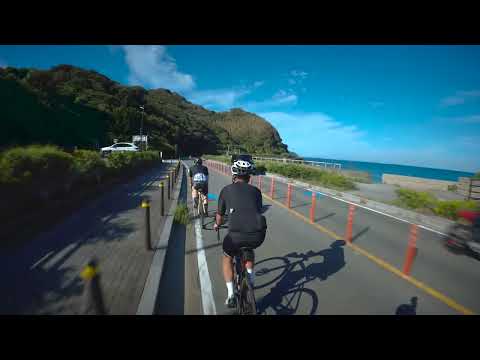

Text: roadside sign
xmin=133 ymin=135 xmax=148 ymax=142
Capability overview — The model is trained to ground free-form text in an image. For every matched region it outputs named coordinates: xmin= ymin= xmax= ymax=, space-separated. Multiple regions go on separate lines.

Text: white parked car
xmin=101 ymin=142 xmax=139 ymax=156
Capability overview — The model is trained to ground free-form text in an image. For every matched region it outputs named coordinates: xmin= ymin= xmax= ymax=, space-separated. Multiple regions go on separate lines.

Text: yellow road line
xmin=208 ymin=161 xmax=476 ymax=315
xmin=262 ymin=192 xmax=475 ymax=315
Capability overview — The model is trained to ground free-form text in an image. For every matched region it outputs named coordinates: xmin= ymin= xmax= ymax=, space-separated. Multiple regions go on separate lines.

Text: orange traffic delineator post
xmin=310 ymin=192 xmax=316 ymax=223
xmin=287 ymin=184 xmax=292 ymax=208
xmin=403 ymin=224 xmax=418 ymax=276
xmin=270 ymin=177 xmax=275 ymax=199
xmin=345 ymin=205 xmax=356 ymax=243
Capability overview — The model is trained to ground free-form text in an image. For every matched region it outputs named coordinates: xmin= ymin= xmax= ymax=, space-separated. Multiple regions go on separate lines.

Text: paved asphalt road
xmin=184 ymin=160 xmax=479 ymax=315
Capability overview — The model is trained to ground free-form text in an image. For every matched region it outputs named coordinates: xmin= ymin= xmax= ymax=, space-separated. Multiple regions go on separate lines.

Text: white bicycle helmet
xmin=231 ymin=159 xmax=253 ymax=176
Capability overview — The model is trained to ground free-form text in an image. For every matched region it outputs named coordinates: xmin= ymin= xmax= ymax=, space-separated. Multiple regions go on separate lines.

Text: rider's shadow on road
xmin=305 ymin=240 xmax=346 ymax=281
xmin=256 ymin=240 xmax=346 ymax=315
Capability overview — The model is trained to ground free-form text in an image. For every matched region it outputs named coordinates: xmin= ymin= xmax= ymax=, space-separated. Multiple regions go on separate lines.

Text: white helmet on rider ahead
xmin=231 ymin=159 xmax=253 ymax=176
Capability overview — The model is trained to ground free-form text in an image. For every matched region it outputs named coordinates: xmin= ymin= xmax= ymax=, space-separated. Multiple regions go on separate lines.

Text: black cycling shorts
xmin=222 ymin=231 xmax=266 ymax=259
xmin=192 ymin=182 xmax=208 ymax=194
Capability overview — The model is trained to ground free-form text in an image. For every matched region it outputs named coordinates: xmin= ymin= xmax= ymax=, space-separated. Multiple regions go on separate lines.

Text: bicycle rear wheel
xmin=199 ymin=197 xmax=204 ymax=228
xmin=239 ymin=277 xmax=256 ymax=315
xmin=245 ymin=278 xmax=257 ymax=315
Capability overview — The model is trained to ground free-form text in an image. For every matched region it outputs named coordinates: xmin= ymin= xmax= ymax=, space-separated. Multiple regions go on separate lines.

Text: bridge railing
xmin=251 ymin=156 xmax=342 ymax=170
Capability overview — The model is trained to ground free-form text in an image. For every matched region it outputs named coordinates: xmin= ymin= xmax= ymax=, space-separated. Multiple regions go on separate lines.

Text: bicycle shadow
xmin=256 ymin=240 xmax=346 ymax=315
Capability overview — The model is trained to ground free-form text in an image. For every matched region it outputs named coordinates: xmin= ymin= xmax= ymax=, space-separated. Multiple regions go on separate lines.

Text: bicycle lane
xmin=195 ymin=163 xmax=458 ymax=315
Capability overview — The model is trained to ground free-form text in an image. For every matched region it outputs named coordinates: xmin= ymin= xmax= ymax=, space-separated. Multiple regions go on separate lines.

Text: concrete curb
xmin=136 ymin=160 xmax=183 ymax=315
xmin=205 ymin=159 xmax=455 ymax=235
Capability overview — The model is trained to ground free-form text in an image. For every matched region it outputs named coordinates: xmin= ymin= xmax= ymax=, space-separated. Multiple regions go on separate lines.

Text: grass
xmin=394 ymin=188 xmax=479 ymax=220
xmin=174 ymin=202 xmax=190 ymax=225
xmin=257 ymin=161 xmax=356 ymax=191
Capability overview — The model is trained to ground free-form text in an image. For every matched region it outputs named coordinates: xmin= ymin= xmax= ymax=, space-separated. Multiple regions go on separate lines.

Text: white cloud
xmin=187 ymin=80 xmax=265 ymax=110
xmin=188 ymin=87 xmax=251 ymax=109
xmin=441 ymin=90 xmax=480 ymax=107
xmin=290 ymin=70 xmax=308 ymax=79
xmin=259 ymin=112 xmax=368 ymax=158
xmin=122 ymin=45 xmax=195 ymax=92
xmin=243 ymin=90 xmax=298 ymax=112
xmin=287 ymin=69 xmax=308 ymax=87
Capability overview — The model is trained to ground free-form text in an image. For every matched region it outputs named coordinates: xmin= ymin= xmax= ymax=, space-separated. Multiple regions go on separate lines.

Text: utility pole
xmin=139 ymin=105 xmax=145 ymax=151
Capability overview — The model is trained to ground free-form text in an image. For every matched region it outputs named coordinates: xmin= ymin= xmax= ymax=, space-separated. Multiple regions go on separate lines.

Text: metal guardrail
xmin=458 ymin=177 xmax=480 ymax=201
xmin=252 ymin=156 xmax=342 ymax=170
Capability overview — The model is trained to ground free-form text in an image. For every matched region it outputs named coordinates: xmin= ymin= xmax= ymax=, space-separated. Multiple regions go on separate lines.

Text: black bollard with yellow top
xmin=80 ymin=258 xmax=106 ymax=315
xmin=159 ymin=181 xmax=165 ymax=217
xmin=142 ymin=198 xmax=152 ymax=251
xmin=166 ymin=175 xmax=170 ymax=200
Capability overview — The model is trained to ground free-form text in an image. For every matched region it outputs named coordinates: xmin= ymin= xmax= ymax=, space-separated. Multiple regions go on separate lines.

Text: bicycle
xmin=192 ymin=182 xmax=208 ymax=228
xmin=216 ymin=225 xmax=257 ymax=315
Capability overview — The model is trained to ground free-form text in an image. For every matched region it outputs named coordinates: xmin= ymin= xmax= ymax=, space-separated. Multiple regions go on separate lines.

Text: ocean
xmin=303 ymin=157 xmax=476 ymax=184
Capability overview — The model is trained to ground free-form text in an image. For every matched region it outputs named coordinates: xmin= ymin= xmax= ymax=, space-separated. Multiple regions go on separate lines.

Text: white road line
xmin=307 ymin=188 xmax=449 ymax=237
xmin=195 ymin=218 xmax=217 ymax=315
xmin=42 ymin=243 xmax=78 ymax=270
xmin=30 ymin=251 xmax=54 ymax=270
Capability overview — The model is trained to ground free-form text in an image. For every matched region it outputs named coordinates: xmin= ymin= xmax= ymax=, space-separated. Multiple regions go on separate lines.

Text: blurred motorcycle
xmin=444 ymin=210 xmax=480 ymax=259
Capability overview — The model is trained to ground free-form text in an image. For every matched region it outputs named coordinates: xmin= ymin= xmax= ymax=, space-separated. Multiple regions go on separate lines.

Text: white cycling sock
xmin=226 ymin=282 xmax=234 ymax=299
xmin=246 ymin=268 xmax=255 ymax=284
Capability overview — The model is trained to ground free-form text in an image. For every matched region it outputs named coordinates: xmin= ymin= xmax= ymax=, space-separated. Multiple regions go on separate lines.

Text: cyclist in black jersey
xmin=214 ymin=158 xmax=267 ymax=308
xmin=188 ymin=158 xmax=209 ymax=211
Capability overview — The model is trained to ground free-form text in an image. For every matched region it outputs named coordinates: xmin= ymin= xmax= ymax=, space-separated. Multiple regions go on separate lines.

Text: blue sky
xmin=1 ymin=45 xmax=479 ymax=172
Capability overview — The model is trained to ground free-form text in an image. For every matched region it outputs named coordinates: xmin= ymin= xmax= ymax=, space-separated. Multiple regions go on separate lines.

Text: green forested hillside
xmin=0 ymin=65 xmax=293 ymax=157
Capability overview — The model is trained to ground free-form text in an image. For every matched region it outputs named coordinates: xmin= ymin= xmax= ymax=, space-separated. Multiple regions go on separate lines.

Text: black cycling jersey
xmin=189 ymin=164 xmax=209 ymax=179
xmin=217 ymin=181 xmax=265 ymax=234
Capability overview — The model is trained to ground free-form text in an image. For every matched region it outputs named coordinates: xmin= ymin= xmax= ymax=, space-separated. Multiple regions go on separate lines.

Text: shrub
xmin=260 ymin=161 xmax=355 ymax=190
xmin=174 ymin=202 xmax=190 ymax=225
xmin=473 ymin=172 xmax=480 ymax=180
xmin=73 ymin=149 xmax=107 ymax=184
xmin=433 ymin=200 xmax=479 ymax=220
xmin=106 ymin=151 xmax=132 ymax=173
xmin=395 ymin=188 xmax=437 ymax=210
xmin=0 ymin=145 xmax=75 ymax=201
xmin=447 ymin=185 xmax=458 ymax=192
